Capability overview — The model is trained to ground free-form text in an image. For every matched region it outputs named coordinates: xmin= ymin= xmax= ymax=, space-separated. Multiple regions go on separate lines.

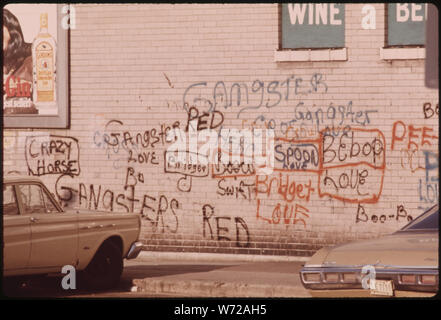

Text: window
xmin=387 ymin=3 xmax=427 ymax=47
xmin=3 ymin=185 xmax=19 ymax=215
xmin=281 ymin=3 xmax=345 ymax=49
xmin=276 ymin=3 xmax=347 ymax=62
xmin=399 ymin=205 xmax=439 ymax=232
xmin=17 ymin=184 xmax=59 ymax=214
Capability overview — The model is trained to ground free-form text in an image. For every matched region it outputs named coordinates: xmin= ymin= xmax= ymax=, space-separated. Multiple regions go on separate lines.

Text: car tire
xmin=81 ymin=241 xmax=123 ymax=290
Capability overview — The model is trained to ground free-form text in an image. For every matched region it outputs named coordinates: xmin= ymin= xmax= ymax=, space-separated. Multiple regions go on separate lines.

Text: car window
xmin=17 ymin=184 xmax=59 ymax=214
xmin=399 ymin=205 xmax=439 ymax=231
xmin=41 ymin=187 xmax=59 ymax=213
xmin=3 ymin=184 xmax=19 ymax=215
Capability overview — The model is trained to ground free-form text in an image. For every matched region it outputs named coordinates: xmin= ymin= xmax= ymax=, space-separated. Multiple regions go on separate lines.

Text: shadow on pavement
xmin=122 ymin=263 xmax=236 ymax=279
xmin=2 ymin=264 xmax=235 ymax=298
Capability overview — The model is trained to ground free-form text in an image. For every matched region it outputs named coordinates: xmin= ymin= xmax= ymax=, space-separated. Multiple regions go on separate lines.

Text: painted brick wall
xmin=3 ymin=4 xmax=439 ymax=257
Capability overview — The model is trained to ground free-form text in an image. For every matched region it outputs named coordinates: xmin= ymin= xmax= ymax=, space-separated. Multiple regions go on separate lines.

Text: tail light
xmin=304 ymin=273 xmax=321 ymax=283
xmin=342 ymin=273 xmax=357 ymax=283
xmin=420 ymin=275 xmax=437 ymax=285
xmin=400 ymin=274 xmax=416 ymax=284
xmin=324 ymin=273 xmax=339 ymax=283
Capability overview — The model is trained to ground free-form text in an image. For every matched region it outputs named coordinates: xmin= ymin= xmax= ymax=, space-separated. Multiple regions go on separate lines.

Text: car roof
xmin=3 ymin=175 xmax=44 ymax=184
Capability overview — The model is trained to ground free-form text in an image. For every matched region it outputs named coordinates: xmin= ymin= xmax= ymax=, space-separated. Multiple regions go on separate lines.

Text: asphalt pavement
xmin=2 ymin=251 xmax=311 ymax=298
xmin=129 ymin=251 xmax=311 ymax=298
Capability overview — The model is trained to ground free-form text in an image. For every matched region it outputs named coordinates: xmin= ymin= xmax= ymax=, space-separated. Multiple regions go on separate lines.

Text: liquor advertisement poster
xmin=3 ymin=4 xmax=69 ymax=128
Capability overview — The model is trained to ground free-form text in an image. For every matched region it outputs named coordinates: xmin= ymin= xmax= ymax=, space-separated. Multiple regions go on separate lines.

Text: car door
xmin=3 ymin=184 xmax=31 ymax=274
xmin=16 ymin=183 xmax=79 ymax=271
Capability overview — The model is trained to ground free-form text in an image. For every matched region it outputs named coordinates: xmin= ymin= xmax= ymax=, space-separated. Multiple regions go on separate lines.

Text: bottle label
xmin=35 ymin=41 xmax=55 ymax=102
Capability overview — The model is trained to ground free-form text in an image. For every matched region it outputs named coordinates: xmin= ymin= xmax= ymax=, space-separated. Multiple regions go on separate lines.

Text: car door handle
xmin=30 ymin=217 xmax=39 ymax=223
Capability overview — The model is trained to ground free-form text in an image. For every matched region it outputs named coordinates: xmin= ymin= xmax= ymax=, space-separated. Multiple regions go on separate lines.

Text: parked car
xmin=300 ymin=204 xmax=439 ymax=297
xmin=3 ymin=175 xmax=143 ymax=290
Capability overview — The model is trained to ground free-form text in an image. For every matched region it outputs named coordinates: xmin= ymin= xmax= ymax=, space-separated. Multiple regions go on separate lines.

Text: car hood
xmin=307 ymin=231 xmax=438 ymax=268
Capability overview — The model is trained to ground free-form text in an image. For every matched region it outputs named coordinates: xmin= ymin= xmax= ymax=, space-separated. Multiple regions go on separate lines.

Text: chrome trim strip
xmin=304 ymin=264 xmax=438 ymax=269
xmin=302 ymin=266 xmax=438 ymax=273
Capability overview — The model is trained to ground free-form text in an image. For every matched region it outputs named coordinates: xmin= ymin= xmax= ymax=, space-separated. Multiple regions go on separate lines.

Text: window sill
xmin=274 ymin=48 xmax=347 ymax=62
xmin=380 ymin=47 xmax=425 ymax=60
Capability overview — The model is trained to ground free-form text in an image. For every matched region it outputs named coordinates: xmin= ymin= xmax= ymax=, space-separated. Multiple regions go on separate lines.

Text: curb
xmin=137 ymin=251 xmax=310 ymax=263
xmin=132 ymin=278 xmax=311 ymax=298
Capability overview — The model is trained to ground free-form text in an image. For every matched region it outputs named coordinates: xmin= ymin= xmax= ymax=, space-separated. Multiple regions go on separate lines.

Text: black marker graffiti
xmin=55 ymin=173 xmax=135 ymax=213
xmin=25 ymin=135 xmax=80 ymax=176
xmin=217 ymin=177 xmax=255 ymax=201
xmin=202 ymin=204 xmax=250 ymax=248
xmin=356 ymin=204 xmax=413 ymax=224
xmin=141 ymin=194 xmax=180 ymax=234
xmin=423 ymin=102 xmax=439 ymax=119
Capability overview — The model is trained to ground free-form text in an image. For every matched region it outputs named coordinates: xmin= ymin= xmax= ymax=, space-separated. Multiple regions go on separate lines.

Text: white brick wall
xmin=3 ymin=4 xmax=439 ymax=256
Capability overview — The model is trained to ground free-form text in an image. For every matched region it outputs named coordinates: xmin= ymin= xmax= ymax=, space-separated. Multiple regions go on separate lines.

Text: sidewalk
xmin=128 ymin=251 xmax=312 ymax=297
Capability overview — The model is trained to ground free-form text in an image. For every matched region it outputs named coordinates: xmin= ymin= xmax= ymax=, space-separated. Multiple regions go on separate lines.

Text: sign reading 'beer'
xmin=388 ymin=3 xmax=427 ymax=46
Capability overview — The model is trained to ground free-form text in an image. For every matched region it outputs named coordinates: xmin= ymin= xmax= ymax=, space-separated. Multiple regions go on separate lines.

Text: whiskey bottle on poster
xmin=32 ymin=13 xmax=56 ymax=105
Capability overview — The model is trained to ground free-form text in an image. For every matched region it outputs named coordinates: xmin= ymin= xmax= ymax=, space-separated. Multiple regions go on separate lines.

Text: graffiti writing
xmin=93 ymin=119 xmax=181 ymax=168
xmin=202 ymin=204 xmax=250 ymax=247
xmin=124 ymin=167 xmax=145 ymax=188
xmin=423 ymin=102 xmax=439 ymax=119
xmin=212 ymin=160 xmax=255 ymax=178
xmin=256 ymin=199 xmax=310 ymax=227
xmin=128 ymin=150 xmax=159 ymax=165
xmin=55 ymin=173 xmax=135 ymax=212
xmin=217 ymin=177 xmax=255 ymax=201
xmin=356 ymin=204 xmax=413 ymax=224
xmin=141 ymin=194 xmax=180 ymax=234
xmin=274 ymin=141 xmax=319 ymax=171
xmin=400 ymin=148 xmax=426 ymax=173
xmin=418 ymin=150 xmax=439 ymax=211
xmin=319 ymin=127 xmax=385 ymax=204
xmin=25 ymin=135 xmax=80 ymax=176
xmin=165 ymin=150 xmax=209 ymax=177
xmin=164 ymin=150 xmax=209 ymax=192
xmin=321 ymin=128 xmax=385 ymax=167
xmin=183 ymin=74 xmax=328 ymax=117
xmin=253 ymin=100 xmax=377 ymax=137
xmin=177 ymin=175 xmax=193 ymax=192
xmin=255 ymin=172 xmax=313 ymax=227
xmin=255 ymin=173 xmax=314 ymax=203
xmin=186 ymin=106 xmax=224 ymax=132
xmin=391 ymin=121 xmax=438 ymax=151
xmin=56 ymin=173 xmax=181 ymax=234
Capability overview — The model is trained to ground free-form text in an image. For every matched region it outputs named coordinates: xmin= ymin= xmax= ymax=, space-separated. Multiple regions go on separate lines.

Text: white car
xmin=3 ymin=175 xmax=143 ymax=289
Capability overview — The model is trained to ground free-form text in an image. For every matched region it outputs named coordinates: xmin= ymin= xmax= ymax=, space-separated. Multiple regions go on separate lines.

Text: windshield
xmin=398 ymin=205 xmax=439 ymax=232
